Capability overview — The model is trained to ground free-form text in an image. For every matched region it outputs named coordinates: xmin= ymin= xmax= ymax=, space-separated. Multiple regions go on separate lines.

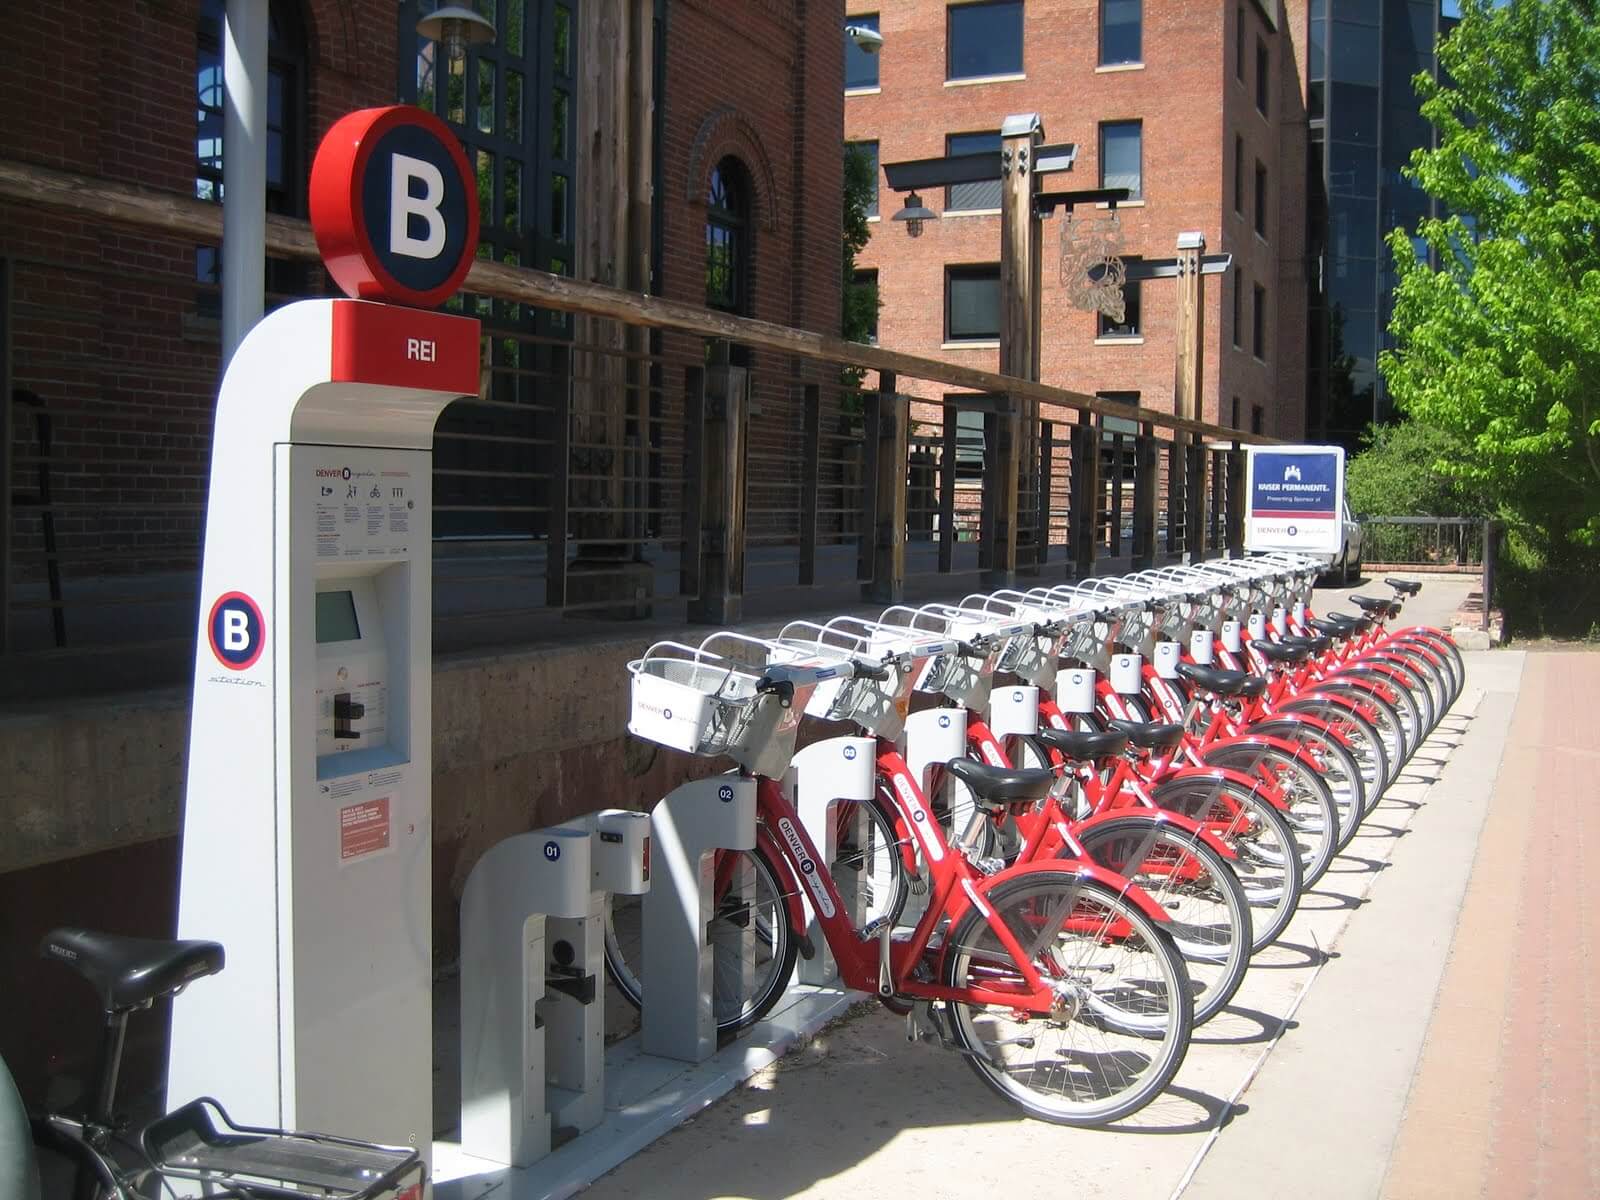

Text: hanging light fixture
xmin=417 ymin=5 xmax=497 ymax=75
xmin=891 ymin=191 xmax=938 ymax=238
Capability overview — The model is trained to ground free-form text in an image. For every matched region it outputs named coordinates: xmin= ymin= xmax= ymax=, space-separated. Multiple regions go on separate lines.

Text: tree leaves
xmin=1382 ymin=0 xmax=1600 ymax=548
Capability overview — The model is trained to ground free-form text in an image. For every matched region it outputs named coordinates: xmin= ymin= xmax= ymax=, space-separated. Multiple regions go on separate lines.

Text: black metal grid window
xmin=946 ymin=265 xmax=1001 ymax=342
xmin=947 ymin=1 xmax=1024 ymax=81
xmin=1253 ymin=282 xmax=1267 ymax=359
xmin=945 ymin=131 xmax=1002 ymax=211
xmin=845 ymin=13 xmax=880 ymax=89
xmin=1099 ymin=0 xmax=1141 ymax=66
xmin=1255 ymin=160 xmax=1268 ymax=236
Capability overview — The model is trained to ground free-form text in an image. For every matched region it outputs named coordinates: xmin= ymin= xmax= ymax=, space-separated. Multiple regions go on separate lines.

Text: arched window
xmin=195 ymin=0 xmax=308 ymax=312
xmin=706 ymin=157 xmax=752 ymax=314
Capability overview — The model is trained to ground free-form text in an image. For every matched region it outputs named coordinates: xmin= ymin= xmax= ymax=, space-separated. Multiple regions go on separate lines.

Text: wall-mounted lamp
xmin=891 ymin=191 xmax=937 ymax=238
xmin=845 ymin=24 xmax=885 ymax=53
xmin=417 ymin=5 xmax=497 ymax=74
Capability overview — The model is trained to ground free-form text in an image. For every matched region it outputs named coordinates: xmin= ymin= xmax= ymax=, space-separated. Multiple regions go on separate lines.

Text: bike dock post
xmin=640 ymin=777 xmax=757 ymax=1062
xmin=458 ymin=810 xmax=651 ymax=1169
xmin=785 ymin=736 xmax=876 ymax=985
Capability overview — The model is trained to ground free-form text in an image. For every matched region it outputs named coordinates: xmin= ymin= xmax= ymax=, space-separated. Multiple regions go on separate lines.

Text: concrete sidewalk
xmin=574 ymin=576 xmax=1594 ymax=1199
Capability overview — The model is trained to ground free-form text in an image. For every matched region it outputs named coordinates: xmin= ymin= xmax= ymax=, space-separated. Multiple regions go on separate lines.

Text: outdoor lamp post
xmin=417 ymin=5 xmax=497 ymax=73
xmin=890 ymin=192 xmax=937 ymax=238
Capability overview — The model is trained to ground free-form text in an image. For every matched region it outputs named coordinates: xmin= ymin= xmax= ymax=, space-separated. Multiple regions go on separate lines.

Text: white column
xmin=222 ymin=0 xmax=268 ymax=364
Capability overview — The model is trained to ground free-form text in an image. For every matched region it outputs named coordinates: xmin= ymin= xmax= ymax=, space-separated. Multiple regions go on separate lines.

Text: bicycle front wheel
xmin=941 ymin=869 xmax=1193 ymax=1126
xmin=603 ymin=840 xmax=797 ymax=1036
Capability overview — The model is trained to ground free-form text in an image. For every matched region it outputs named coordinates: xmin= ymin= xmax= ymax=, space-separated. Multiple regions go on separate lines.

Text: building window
xmin=946 ymin=265 xmax=1001 ymax=341
xmin=947 ymin=1 xmax=1024 ymax=81
xmin=1233 ymin=135 xmax=1243 ymax=213
xmin=946 ymin=131 xmax=1002 ymax=210
xmin=1099 ymin=120 xmax=1142 ymax=199
xmin=1099 ymin=278 xmax=1141 ymax=338
xmin=706 ymin=157 xmax=751 ymax=314
xmin=1235 ymin=6 xmax=1246 ymax=81
xmin=1255 ymin=160 xmax=1267 ymax=236
xmin=954 ymin=406 xmax=987 ymax=480
xmin=196 ymin=0 xmax=306 ymax=314
xmin=1099 ymin=0 xmax=1140 ymax=65
xmin=1231 ymin=397 xmax=1241 ymax=428
xmin=852 ymin=269 xmax=879 ymax=343
xmin=849 ymin=140 xmax=879 ymax=218
xmin=1253 ymin=282 xmax=1266 ymax=359
xmin=1256 ymin=36 xmax=1269 ymax=115
xmin=845 ymin=13 xmax=880 ymax=90
xmin=1232 ymin=268 xmax=1242 ymax=348
xmin=1252 ymin=404 xmax=1265 ymax=435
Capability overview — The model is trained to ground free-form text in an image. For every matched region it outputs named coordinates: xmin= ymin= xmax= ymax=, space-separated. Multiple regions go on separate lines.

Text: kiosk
xmin=168 ymin=106 xmax=481 ymax=1158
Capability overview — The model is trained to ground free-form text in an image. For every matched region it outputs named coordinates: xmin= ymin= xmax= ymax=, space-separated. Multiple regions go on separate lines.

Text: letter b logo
xmin=390 ymin=154 xmax=446 ymax=260
xmin=208 ymin=592 xmax=265 ymax=671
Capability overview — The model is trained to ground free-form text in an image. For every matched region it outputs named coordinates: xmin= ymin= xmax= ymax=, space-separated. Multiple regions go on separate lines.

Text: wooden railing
xmin=0 ymin=157 xmax=1267 ymax=697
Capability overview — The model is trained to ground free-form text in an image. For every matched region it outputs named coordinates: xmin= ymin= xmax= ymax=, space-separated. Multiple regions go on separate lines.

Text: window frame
xmin=1256 ymin=35 xmax=1270 ymax=116
xmin=1235 ymin=6 xmax=1246 ymax=82
xmin=1254 ymin=159 xmax=1267 ymax=237
xmin=1098 ymin=119 xmax=1143 ymax=200
xmin=1232 ymin=267 xmax=1243 ymax=348
xmin=1252 ymin=282 xmax=1267 ymax=360
xmin=945 ymin=130 xmax=1003 ymax=211
xmin=1233 ymin=135 xmax=1243 ymax=213
xmin=706 ymin=157 xmax=752 ymax=315
xmin=845 ymin=12 xmax=881 ymax=91
xmin=945 ymin=263 xmax=1003 ymax=343
xmin=946 ymin=0 xmax=1025 ymax=82
xmin=953 ymin=405 xmax=988 ymax=482
xmin=1098 ymin=0 xmax=1141 ymax=67
xmin=1098 ymin=276 xmax=1142 ymax=339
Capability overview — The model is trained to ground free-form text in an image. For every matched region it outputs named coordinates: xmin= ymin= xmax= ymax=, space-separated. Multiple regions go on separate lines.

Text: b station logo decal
xmin=207 ymin=591 xmax=265 ymax=671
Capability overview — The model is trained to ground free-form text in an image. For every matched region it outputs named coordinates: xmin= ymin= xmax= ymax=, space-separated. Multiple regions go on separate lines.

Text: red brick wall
xmin=0 ymin=1 xmax=394 ymax=591
xmin=846 ymin=0 xmax=1306 ymax=437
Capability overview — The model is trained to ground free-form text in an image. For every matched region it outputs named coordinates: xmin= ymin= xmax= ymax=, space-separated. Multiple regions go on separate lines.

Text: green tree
xmin=842 ymin=144 xmax=879 ymax=387
xmin=1346 ymin=422 xmax=1489 ymax=521
xmin=1380 ymin=0 xmax=1600 ymax=551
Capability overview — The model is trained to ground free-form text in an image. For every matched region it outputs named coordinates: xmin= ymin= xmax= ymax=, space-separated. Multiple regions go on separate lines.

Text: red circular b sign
xmin=309 ymin=106 xmax=479 ymax=308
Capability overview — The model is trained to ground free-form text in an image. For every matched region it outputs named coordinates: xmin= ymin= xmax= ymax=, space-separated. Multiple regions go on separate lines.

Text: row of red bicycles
xmin=618 ymin=552 xmax=1463 ymax=1127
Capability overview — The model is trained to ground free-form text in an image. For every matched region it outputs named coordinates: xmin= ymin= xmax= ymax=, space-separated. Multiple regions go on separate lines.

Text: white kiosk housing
xmin=168 ymin=295 xmax=480 ymax=1155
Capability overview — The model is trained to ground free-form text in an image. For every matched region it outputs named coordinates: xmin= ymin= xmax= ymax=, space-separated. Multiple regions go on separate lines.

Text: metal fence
xmin=1359 ymin=516 xmax=1502 ymax=632
xmin=0 ymin=157 xmax=1268 ymax=700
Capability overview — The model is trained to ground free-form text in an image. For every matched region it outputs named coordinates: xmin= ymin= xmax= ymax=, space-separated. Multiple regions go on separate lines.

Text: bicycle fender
xmin=755 ymin=824 xmax=811 ymax=953
xmin=1071 ymin=808 xmax=1238 ymax=862
xmin=969 ymin=857 xmax=1174 ymax=926
xmin=1201 ymin=732 xmax=1327 ymax=772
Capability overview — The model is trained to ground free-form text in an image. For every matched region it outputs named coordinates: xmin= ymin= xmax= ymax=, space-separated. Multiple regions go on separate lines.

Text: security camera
xmin=845 ymin=24 xmax=884 ymax=54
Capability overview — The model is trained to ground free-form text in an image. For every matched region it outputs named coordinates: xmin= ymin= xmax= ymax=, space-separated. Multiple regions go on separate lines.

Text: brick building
xmin=0 ymin=0 xmax=843 ymax=1110
xmin=844 ymin=0 xmax=1307 ymax=440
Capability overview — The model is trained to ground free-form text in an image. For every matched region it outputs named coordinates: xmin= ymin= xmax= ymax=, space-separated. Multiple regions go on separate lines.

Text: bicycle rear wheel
xmin=941 ymin=870 xmax=1193 ymax=1126
xmin=603 ymin=839 xmax=797 ymax=1036
xmin=1069 ymin=817 xmax=1252 ymax=1026
xmin=1199 ymin=744 xmax=1339 ymax=888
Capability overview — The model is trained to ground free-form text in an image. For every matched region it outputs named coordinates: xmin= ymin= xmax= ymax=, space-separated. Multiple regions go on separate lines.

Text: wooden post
xmin=1186 ymin=437 xmax=1207 ymax=562
xmin=1166 ymin=439 xmax=1184 ymax=558
xmin=799 ymin=383 xmax=820 ymax=587
xmin=688 ymin=351 xmax=748 ymax=624
xmin=1000 ymin=114 xmax=1043 ymax=572
xmin=983 ymin=393 xmax=1020 ymax=588
xmin=1132 ymin=422 xmax=1158 ymax=568
xmin=1227 ymin=442 xmax=1246 ymax=555
xmin=1070 ymin=419 xmax=1100 ymax=577
xmin=864 ymin=372 xmax=906 ymax=604
xmin=679 ymin=365 xmax=705 ymax=601
xmin=0 ymin=258 xmax=10 ymax=655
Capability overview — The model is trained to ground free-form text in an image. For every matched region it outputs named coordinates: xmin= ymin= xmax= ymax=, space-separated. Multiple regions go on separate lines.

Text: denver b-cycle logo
xmin=207 ymin=591 xmax=265 ymax=671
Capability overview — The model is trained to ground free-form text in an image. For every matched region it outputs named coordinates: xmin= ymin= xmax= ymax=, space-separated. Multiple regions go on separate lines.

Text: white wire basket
xmin=770 ymin=617 xmax=952 ymax=740
xmin=627 ymin=634 xmax=827 ymax=779
xmin=876 ymin=603 xmax=1016 ymax=711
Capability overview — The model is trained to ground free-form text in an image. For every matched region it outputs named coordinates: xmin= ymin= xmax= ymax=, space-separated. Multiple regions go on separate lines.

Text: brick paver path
xmin=1383 ymin=652 xmax=1600 ymax=1199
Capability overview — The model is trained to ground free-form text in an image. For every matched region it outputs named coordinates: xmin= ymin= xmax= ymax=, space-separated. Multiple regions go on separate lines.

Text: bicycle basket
xmin=627 ymin=638 xmax=812 ymax=778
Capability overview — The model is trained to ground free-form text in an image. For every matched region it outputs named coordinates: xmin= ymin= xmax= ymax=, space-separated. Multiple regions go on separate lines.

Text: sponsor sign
xmin=1245 ymin=444 xmax=1346 ymax=555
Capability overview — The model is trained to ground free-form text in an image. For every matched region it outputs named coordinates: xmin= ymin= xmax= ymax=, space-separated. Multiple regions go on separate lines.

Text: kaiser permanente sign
xmin=1244 ymin=444 xmax=1346 ymax=555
